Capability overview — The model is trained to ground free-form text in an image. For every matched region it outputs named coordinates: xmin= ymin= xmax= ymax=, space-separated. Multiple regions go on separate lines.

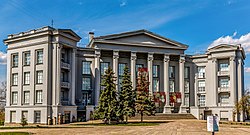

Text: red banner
xmin=170 ymin=92 xmax=181 ymax=104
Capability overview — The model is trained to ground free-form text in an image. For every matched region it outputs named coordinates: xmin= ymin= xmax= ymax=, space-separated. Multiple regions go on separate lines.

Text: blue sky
xmin=0 ymin=0 xmax=250 ymax=88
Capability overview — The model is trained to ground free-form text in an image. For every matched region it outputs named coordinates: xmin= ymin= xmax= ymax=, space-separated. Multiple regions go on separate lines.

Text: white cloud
xmin=0 ymin=52 xmax=7 ymax=65
xmin=245 ymin=67 xmax=250 ymax=73
xmin=208 ymin=32 xmax=250 ymax=53
xmin=120 ymin=1 xmax=127 ymax=7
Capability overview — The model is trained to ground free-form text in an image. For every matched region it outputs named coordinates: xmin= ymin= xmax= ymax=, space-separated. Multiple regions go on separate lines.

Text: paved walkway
xmin=0 ymin=120 xmax=250 ymax=135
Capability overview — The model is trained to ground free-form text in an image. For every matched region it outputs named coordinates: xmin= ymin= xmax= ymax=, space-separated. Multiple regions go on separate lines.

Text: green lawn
xmin=0 ymin=132 xmax=30 ymax=135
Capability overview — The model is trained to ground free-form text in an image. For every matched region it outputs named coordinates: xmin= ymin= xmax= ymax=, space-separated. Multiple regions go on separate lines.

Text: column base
xmin=86 ymin=105 xmax=95 ymax=121
xmin=179 ymin=106 xmax=188 ymax=114
xmin=163 ymin=106 xmax=172 ymax=114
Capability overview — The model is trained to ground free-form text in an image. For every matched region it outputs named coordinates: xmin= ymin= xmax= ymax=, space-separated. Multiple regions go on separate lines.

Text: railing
xmin=218 ymin=87 xmax=230 ymax=93
xmin=218 ymin=71 xmax=229 ymax=76
xmin=61 ymin=62 xmax=70 ymax=70
xmin=61 ymin=82 xmax=70 ymax=88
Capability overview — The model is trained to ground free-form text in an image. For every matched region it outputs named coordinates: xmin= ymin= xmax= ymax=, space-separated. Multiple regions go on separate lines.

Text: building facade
xmin=3 ymin=26 xmax=245 ymax=124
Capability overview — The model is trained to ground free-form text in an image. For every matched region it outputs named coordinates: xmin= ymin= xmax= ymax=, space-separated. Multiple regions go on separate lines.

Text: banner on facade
xmin=169 ymin=92 xmax=181 ymax=104
xmin=153 ymin=92 xmax=166 ymax=107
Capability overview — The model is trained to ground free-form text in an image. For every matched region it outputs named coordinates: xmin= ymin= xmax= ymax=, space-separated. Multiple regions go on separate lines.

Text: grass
xmin=0 ymin=132 xmax=30 ymax=135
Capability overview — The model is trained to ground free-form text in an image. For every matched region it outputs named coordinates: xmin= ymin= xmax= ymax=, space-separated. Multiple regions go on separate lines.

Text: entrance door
xmin=204 ymin=110 xmax=212 ymax=120
xmin=64 ymin=111 xmax=71 ymax=123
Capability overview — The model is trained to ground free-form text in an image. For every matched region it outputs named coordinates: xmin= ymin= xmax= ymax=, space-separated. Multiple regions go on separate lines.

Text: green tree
xmin=95 ymin=67 xmax=118 ymax=124
xmin=118 ymin=66 xmax=136 ymax=123
xmin=20 ymin=117 xmax=28 ymax=127
xmin=235 ymin=90 xmax=250 ymax=121
xmin=135 ymin=68 xmax=156 ymax=122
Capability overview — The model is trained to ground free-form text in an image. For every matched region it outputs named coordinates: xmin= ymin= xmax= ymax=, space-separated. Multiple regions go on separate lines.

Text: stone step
xmin=130 ymin=113 xmax=196 ymax=120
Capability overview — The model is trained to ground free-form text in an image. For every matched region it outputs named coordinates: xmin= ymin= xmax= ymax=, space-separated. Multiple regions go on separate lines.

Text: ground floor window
xmin=22 ymin=111 xmax=28 ymax=120
xmin=34 ymin=111 xmax=41 ymax=123
xmin=169 ymin=80 xmax=175 ymax=92
xmin=10 ymin=111 xmax=16 ymax=123
xmin=198 ymin=95 xmax=205 ymax=107
xmin=184 ymin=94 xmax=189 ymax=106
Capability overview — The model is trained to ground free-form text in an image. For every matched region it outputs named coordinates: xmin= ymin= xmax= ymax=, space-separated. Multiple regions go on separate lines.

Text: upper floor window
xmin=12 ymin=92 xmax=18 ymax=105
xmin=219 ymin=78 xmax=229 ymax=88
xmin=12 ymin=54 xmax=18 ymax=67
xmin=36 ymin=71 xmax=43 ymax=84
xmin=24 ymin=91 xmax=30 ymax=104
xmin=23 ymin=52 xmax=30 ymax=66
xmin=82 ymin=61 xmax=91 ymax=75
xmin=82 ymin=77 xmax=91 ymax=91
xmin=219 ymin=94 xmax=229 ymax=104
xmin=153 ymin=65 xmax=160 ymax=92
xmin=198 ymin=80 xmax=205 ymax=92
xmin=118 ymin=63 xmax=126 ymax=91
xmin=169 ymin=80 xmax=175 ymax=92
xmin=184 ymin=80 xmax=189 ymax=93
xmin=35 ymin=90 xmax=43 ymax=104
xmin=24 ymin=72 xmax=30 ymax=85
xmin=184 ymin=67 xmax=190 ymax=79
xmin=219 ymin=63 xmax=229 ymax=71
xmin=100 ymin=62 xmax=109 ymax=76
xmin=12 ymin=73 xmax=18 ymax=86
xmin=169 ymin=66 xmax=175 ymax=78
xmin=198 ymin=66 xmax=205 ymax=78
xmin=36 ymin=50 xmax=43 ymax=64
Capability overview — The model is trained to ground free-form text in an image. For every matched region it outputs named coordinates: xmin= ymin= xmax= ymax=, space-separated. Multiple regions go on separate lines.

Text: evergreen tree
xmin=95 ymin=67 xmax=118 ymax=124
xmin=135 ymin=68 xmax=156 ymax=122
xmin=118 ymin=66 xmax=136 ymax=123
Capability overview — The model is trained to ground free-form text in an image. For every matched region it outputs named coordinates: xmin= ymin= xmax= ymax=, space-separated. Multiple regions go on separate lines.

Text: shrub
xmin=20 ymin=118 xmax=28 ymax=127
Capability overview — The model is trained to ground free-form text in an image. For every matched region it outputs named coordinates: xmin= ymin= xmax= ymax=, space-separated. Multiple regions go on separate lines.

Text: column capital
xmin=164 ymin=54 xmax=170 ymax=62
xmin=131 ymin=52 xmax=137 ymax=61
xmin=113 ymin=50 xmax=119 ymax=59
xmin=212 ymin=57 xmax=217 ymax=63
xmin=179 ymin=55 xmax=185 ymax=63
xmin=230 ymin=56 xmax=236 ymax=61
xmin=95 ymin=49 xmax=101 ymax=58
xmin=148 ymin=52 xmax=154 ymax=61
xmin=57 ymin=43 xmax=62 ymax=49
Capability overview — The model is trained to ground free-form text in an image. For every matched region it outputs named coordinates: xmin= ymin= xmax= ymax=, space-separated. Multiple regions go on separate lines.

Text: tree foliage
xmin=235 ymin=90 xmax=250 ymax=120
xmin=94 ymin=67 xmax=119 ymax=124
xmin=117 ymin=66 xmax=136 ymax=123
xmin=135 ymin=68 xmax=156 ymax=122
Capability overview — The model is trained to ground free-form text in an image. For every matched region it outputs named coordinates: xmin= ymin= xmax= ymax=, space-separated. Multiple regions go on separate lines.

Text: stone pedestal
xmin=163 ymin=106 xmax=171 ymax=113
xmin=86 ymin=105 xmax=95 ymax=121
xmin=179 ymin=106 xmax=188 ymax=114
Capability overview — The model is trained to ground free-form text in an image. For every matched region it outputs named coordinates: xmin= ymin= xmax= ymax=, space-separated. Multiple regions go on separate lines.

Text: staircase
xmin=129 ymin=113 xmax=196 ymax=120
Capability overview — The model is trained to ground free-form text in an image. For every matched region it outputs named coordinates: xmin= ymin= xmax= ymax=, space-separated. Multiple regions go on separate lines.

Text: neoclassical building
xmin=3 ymin=26 xmax=245 ymax=124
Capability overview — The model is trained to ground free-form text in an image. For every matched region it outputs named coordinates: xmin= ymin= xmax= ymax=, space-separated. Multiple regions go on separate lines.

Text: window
xmin=169 ymin=80 xmax=175 ymax=92
xmin=24 ymin=91 xmax=30 ymax=104
xmin=12 ymin=73 xmax=18 ymax=86
xmin=198 ymin=66 xmax=205 ymax=78
xmin=36 ymin=71 xmax=43 ymax=84
xmin=24 ymin=52 xmax=30 ymax=66
xmin=220 ymin=94 xmax=229 ymax=104
xmin=36 ymin=90 xmax=42 ymax=103
xmin=36 ymin=50 xmax=43 ymax=64
xmin=82 ymin=77 xmax=91 ymax=90
xmin=24 ymin=72 xmax=30 ymax=85
xmin=184 ymin=67 xmax=190 ymax=79
xmin=12 ymin=54 xmax=18 ymax=67
xmin=219 ymin=63 xmax=229 ymax=71
xmin=100 ymin=62 xmax=109 ymax=76
xmin=153 ymin=65 xmax=159 ymax=92
xmin=184 ymin=94 xmax=189 ymax=106
xmin=118 ymin=63 xmax=126 ymax=91
xmin=198 ymin=95 xmax=205 ymax=106
xmin=184 ymin=80 xmax=189 ymax=93
xmin=220 ymin=78 xmax=229 ymax=88
xmin=136 ymin=64 xmax=143 ymax=73
xmin=169 ymin=66 xmax=175 ymax=78
xmin=198 ymin=80 xmax=205 ymax=92
xmin=10 ymin=111 xmax=16 ymax=123
xmin=34 ymin=111 xmax=41 ymax=123
xmin=82 ymin=61 xmax=91 ymax=74
xmin=12 ymin=92 xmax=18 ymax=104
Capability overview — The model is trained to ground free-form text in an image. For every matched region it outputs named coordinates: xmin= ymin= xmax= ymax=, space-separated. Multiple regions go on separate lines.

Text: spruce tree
xmin=118 ymin=66 xmax=136 ymax=123
xmin=135 ymin=68 xmax=156 ymax=122
xmin=95 ymin=67 xmax=118 ymax=124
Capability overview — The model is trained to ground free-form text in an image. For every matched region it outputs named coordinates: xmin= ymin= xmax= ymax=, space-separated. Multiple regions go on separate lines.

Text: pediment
xmin=208 ymin=44 xmax=239 ymax=52
xmin=91 ymin=30 xmax=188 ymax=50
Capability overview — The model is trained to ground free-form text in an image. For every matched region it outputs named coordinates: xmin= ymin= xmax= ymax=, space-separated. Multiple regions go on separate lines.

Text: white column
xmin=113 ymin=50 xmax=119 ymax=91
xmin=56 ymin=44 xmax=62 ymax=105
xmin=212 ymin=58 xmax=218 ymax=106
xmin=163 ymin=54 xmax=171 ymax=113
xmin=94 ymin=49 xmax=101 ymax=106
xmin=52 ymin=43 xmax=57 ymax=106
xmin=71 ymin=48 xmax=76 ymax=105
xmin=131 ymin=52 xmax=137 ymax=90
xmin=237 ymin=58 xmax=244 ymax=121
xmin=229 ymin=56 xmax=236 ymax=106
xmin=179 ymin=55 xmax=185 ymax=113
xmin=147 ymin=52 xmax=154 ymax=96
xmin=194 ymin=72 xmax=198 ymax=107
